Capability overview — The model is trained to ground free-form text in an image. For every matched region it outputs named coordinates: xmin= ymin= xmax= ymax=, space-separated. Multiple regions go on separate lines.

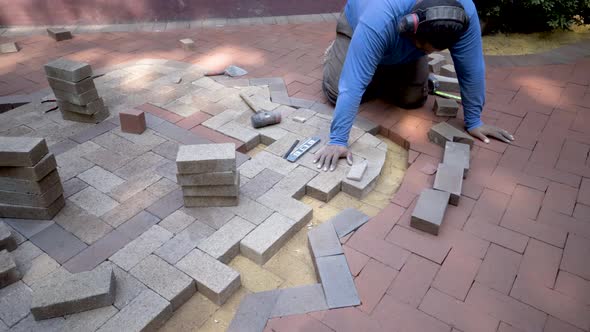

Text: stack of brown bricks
xmin=176 ymin=143 xmax=240 ymax=207
xmin=411 ymin=126 xmax=471 ymax=235
xmin=0 ymin=136 xmax=65 ymax=220
xmin=44 ymin=58 xmax=109 ymax=123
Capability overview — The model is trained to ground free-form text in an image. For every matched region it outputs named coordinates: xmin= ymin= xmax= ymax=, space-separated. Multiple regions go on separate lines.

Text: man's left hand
xmin=468 ymin=124 xmax=515 ymax=144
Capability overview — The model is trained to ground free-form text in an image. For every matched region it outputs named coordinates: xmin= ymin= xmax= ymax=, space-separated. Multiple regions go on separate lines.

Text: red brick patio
xmin=1 ymin=21 xmax=590 ymax=332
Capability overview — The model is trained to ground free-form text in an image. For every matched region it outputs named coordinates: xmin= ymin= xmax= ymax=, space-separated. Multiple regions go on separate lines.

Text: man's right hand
xmin=314 ymin=145 xmax=353 ymax=172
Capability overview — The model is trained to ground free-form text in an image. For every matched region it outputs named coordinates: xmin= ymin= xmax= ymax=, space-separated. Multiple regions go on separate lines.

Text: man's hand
xmin=469 ymin=124 xmax=515 ymax=144
xmin=314 ymin=145 xmax=353 ymax=172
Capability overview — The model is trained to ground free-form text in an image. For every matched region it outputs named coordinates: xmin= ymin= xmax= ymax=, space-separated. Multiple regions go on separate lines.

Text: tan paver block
xmin=176 ymin=249 xmax=241 ymax=305
xmin=47 ymin=76 xmax=96 ymax=95
xmin=240 ymin=213 xmax=298 ymax=265
xmin=44 ymin=58 xmax=92 ymax=83
xmin=176 ymin=143 xmax=236 ymax=174
xmin=0 ymin=137 xmax=48 ymax=167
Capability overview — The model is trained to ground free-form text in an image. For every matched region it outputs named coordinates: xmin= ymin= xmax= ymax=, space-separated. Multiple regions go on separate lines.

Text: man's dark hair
xmin=413 ymin=0 xmax=468 ymax=50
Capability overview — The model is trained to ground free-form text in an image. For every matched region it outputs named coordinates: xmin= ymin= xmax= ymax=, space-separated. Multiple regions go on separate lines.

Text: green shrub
xmin=474 ymin=0 xmax=590 ymax=34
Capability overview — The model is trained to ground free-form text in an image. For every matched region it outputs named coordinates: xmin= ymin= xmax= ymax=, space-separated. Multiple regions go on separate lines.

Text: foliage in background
xmin=474 ymin=0 xmax=590 ymax=34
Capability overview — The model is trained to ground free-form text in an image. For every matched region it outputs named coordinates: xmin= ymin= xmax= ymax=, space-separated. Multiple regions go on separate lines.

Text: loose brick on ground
xmin=433 ymin=163 xmax=463 ymax=206
xmin=179 ymin=38 xmax=196 ymax=51
xmin=119 ymin=109 xmax=146 ymax=134
xmin=443 ymin=141 xmax=470 ymax=178
xmin=347 ymin=159 xmax=368 ymax=181
xmin=428 ymin=122 xmax=474 ymax=148
xmin=30 ymin=266 xmax=115 ymax=320
xmin=0 ymin=42 xmax=19 ymax=54
xmin=410 ymin=189 xmax=450 ymax=235
xmin=433 ymin=97 xmax=459 ymax=117
xmin=47 ymin=28 xmax=72 ymax=41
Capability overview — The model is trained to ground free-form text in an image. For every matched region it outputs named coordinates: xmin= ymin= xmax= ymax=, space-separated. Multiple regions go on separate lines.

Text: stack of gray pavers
xmin=411 ymin=123 xmax=472 ymax=235
xmin=44 ymin=58 xmax=109 ymax=123
xmin=0 ymin=221 xmax=20 ymax=289
xmin=176 ymin=143 xmax=240 ymax=207
xmin=0 ymin=136 xmax=65 ymax=220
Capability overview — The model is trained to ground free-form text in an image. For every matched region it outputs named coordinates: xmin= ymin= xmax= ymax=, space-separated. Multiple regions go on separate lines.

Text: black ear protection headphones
xmin=398 ymin=2 xmax=469 ymax=36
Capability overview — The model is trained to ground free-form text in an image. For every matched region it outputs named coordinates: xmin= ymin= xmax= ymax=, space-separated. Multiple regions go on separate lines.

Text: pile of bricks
xmin=44 ymin=58 xmax=109 ymax=123
xmin=412 ymin=125 xmax=471 ymax=235
xmin=0 ymin=221 xmax=20 ymax=289
xmin=176 ymin=143 xmax=240 ymax=207
xmin=0 ymin=136 xmax=65 ymax=220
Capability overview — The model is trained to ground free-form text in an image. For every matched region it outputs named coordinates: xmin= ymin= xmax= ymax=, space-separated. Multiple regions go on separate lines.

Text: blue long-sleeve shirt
xmin=330 ymin=0 xmax=485 ymax=146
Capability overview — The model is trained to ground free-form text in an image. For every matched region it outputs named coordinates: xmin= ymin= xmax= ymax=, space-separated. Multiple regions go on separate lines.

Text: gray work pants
xmin=322 ymin=12 xmax=429 ymax=108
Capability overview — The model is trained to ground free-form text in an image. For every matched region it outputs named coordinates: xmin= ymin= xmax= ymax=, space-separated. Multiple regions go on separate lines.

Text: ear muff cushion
xmin=398 ymin=13 xmax=420 ymax=35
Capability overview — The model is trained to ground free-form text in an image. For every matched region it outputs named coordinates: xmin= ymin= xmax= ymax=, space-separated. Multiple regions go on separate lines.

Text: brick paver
xmin=1 ymin=16 xmax=590 ymax=332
